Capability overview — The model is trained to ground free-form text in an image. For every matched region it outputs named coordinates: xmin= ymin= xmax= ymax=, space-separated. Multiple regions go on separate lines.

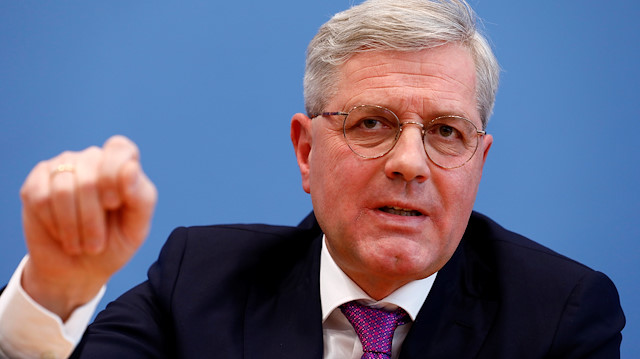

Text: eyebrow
xmin=345 ymin=102 xmax=473 ymax=121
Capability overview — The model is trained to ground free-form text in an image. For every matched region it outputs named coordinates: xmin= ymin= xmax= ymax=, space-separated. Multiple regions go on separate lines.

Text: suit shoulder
xmin=457 ymin=213 xmax=624 ymax=357
xmin=166 ymin=221 xmax=318 ymax=256
xmin=465 ymin=212 xmax=598 ymax=285
xmin=152 ymin=219 xmax=322 ymax=281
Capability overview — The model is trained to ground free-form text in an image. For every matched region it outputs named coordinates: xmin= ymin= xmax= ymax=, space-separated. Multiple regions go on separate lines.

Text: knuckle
xmin=20 ymin=183 xmax=49 ymax=211
xmin=33 ymin=160 xmax=49 ymax=172
xmin=19 ymin=182 xmax=32 ymax=202
xmin=107 ymin=134 xmax=130 ymax=148
xmin=97 ymin=169 xmax=117 ymax=189
xmin=107 ymin=135 xmax=139 ymax=158
xmin=30 ymin=191 xmax=51 ymax=212
xmin=57 ymin=150 xmax=76 ymax=160
xmin=50 ymin=184 xmax=73 ymax=202
xmin=76 ymin=176 xmax=98 ymax=197
xmin=84 ymin=145 xmax=102 ymax=157
xmin=22 ymin=161 xmax=48 ymax=191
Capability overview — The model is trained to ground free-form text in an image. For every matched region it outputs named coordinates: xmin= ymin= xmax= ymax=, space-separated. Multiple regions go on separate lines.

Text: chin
xmin=363 ymin=240 xmax=442 ymax=278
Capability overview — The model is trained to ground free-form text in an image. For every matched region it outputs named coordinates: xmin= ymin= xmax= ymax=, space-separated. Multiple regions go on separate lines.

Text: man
xmin=0 ymin=0 xmax=625 ymax=358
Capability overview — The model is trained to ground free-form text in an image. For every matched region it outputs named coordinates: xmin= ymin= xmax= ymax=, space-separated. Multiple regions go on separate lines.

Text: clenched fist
xmin=19 ymin=135 xmax=157 ymax=321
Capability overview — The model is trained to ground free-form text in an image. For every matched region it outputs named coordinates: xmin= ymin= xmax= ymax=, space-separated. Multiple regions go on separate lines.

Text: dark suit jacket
xmin=70 ymin=212 xmax=625 ymax=358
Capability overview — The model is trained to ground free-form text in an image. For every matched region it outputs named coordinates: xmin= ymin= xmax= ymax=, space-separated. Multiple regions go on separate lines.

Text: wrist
xmin=21 ymin=259 xmax=106 ymax=321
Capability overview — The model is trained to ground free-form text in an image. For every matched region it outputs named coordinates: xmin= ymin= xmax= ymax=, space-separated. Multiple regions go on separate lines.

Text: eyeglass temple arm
xmin=309 ymin=112 xmax=349 ymax=118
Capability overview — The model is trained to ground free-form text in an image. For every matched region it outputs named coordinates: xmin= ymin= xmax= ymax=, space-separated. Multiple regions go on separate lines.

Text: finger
xmin=98 ymin=135 xmax=140 ymax=210
xmin=75 ymin=146 xmax=107 ymax=254
xmin=117 ymin=160 xmax=157 ymax=247
xmin=20 ymin=160 xmax=59 ymax=241
xmin=49 ymin=157 xmax=81 ymax=255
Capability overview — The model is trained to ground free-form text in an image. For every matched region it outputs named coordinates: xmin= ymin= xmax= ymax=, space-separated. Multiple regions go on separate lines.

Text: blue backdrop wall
xmin=1 ymin=1 xmax=638 ymax=356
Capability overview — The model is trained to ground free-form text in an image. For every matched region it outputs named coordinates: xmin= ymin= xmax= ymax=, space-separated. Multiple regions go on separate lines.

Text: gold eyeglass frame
xmin=311 ymin=104 xmax=486 ymax=169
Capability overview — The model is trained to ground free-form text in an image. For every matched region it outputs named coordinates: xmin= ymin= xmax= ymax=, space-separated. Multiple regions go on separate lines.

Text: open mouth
xmin=379 ymin=206 xmax=423 ymax=217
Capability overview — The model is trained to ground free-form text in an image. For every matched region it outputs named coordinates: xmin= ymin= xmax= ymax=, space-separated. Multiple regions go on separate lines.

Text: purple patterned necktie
xmin=340 ymin=301 xmax=410 ymax=359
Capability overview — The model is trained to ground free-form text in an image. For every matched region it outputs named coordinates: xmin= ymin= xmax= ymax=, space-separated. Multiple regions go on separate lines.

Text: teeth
xmin=380 ymin=206 xmax=422 ymax=216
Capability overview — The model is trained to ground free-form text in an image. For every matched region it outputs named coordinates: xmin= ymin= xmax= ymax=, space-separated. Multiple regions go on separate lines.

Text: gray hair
xmin=304 ymin=0 xmax=499 ymax=128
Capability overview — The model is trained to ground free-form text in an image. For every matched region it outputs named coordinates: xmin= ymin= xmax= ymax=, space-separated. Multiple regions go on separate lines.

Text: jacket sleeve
xmin=548 ymin=270 xmax=625 ymax=358
xmin=70 ymin=227 xmax=189 ymax=358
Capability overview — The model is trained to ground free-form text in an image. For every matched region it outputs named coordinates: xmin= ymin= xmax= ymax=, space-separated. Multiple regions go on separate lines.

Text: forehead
xmin=331 ymin=44 xmax=478 ymax=123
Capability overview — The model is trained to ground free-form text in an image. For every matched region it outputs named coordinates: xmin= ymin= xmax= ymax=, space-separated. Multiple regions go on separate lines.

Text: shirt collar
xmin=320 ymin=235 xmax=437 ymax=322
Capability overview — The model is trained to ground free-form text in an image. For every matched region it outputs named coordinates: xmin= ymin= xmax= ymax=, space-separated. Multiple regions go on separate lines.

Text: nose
xmin=383 ymin=123 xmax=430 ymax=183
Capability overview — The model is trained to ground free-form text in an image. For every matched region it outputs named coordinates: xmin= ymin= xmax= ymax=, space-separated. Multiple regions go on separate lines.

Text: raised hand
xmin=18 ymin=135 xmax=157 ymax=321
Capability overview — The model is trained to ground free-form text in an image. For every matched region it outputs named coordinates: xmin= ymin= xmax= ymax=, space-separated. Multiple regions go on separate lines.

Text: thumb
xmin=118 ymin=160 xmax=157 ymax=246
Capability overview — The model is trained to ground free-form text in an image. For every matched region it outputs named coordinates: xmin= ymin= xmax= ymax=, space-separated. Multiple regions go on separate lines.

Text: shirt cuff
xmin=0 ymin=255 xmax=105 ymax=359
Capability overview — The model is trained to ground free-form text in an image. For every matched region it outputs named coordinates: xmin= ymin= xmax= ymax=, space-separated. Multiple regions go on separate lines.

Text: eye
xmin=438 ymin=125 xmax=455 ymax=137
xmin=428 ymin=124 xmax=461 ymax=139
xmin=352 ymin=116 xmax=393 ymax=131
xmin=361 ymin=118 xmax=384 ymax=129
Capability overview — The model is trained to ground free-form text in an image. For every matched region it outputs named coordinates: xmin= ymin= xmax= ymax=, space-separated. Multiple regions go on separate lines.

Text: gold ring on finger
xmin=50 ymin=163 xmax=75 ymax=178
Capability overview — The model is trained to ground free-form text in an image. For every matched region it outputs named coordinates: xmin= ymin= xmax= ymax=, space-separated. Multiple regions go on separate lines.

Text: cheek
xmin=432 ymin=166 xmax=483 ymax=231
xmin=309 ymin=142 xmax=342 ymax=192
xmin=308 ymin=138 xmax=348 ymax=214
xmin=308 ymin=136 xmax=382 ymax=233
xmin=309 ymin=133 xmax=372 ymax=196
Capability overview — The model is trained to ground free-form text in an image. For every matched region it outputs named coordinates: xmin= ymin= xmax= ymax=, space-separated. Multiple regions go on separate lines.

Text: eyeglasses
xmin=312 ymin=104 xmax=486 ymax=169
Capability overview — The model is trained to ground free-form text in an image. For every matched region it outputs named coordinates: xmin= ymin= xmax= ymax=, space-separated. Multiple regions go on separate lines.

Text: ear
xmin=480 ymin=134 xmax=493 ymax=167
xmin=290 ymin=113 xmax=313 ymax=193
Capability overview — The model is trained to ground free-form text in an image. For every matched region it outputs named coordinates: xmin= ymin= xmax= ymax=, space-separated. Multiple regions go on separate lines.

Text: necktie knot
xmin=340 ymin=301 xmax=409 ymax=359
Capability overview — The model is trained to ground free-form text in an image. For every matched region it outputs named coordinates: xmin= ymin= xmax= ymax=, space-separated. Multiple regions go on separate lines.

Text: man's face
xmin=291 ymin=44 xmax=493 ymax=299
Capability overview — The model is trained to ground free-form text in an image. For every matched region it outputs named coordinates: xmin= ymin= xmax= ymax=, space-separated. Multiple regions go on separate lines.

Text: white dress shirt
xmin=320 ymin=236 xmax=436 ymax=359
xmin=0 ymin=256 xmax=104 ymax=359
xmin=0 ymin=238 xmax=436 ymax=358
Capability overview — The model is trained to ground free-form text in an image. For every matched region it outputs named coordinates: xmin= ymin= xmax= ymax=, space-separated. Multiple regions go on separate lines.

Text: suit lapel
xmin=243 ymin=231 xmax=324 ymax=359
xmin=242 ymin=211 xmax=499 ymax=359
xmin=400 ymin=232 xmax=499 ymax=359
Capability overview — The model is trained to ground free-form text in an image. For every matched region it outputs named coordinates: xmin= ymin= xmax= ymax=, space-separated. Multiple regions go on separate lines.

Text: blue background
xmin=1 ymin=1 xmax=638 ymax=356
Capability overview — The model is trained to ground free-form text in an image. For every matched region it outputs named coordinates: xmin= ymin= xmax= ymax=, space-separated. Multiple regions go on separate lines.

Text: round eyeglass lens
xmin=424 ymin=116 xmax=480 ymax=168
xmin=343 ymin=105 xmax=400 ymax=158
